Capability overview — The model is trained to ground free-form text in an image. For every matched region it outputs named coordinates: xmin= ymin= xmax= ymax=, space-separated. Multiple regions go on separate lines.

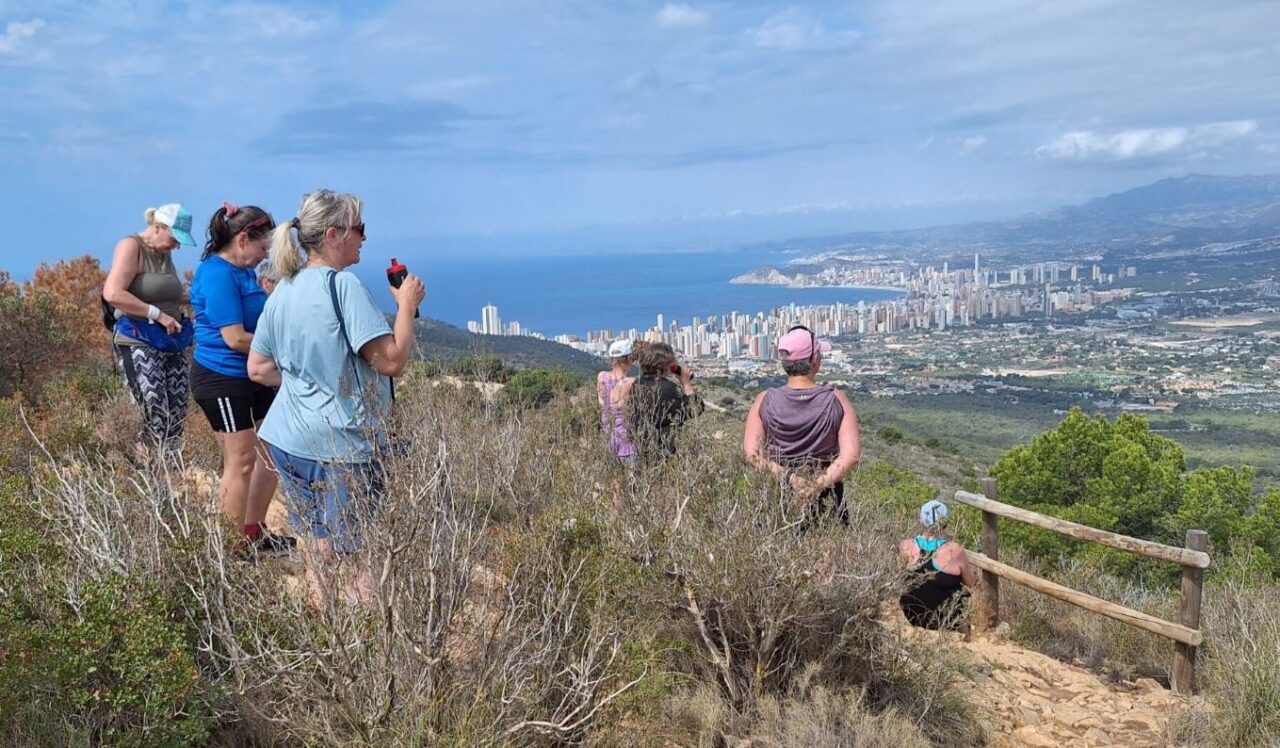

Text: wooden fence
xmin=955 ymin=478 xmax=1210 ymax=695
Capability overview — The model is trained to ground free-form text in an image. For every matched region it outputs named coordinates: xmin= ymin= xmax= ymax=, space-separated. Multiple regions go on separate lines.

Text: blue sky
xmin=3 ymin=0 xmax=1280 ymax=274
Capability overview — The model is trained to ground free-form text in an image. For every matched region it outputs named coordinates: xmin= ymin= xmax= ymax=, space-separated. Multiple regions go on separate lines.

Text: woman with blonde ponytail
xmin=102 ymin=203 xmax=198 ymax=456
xmin=248 ymin=189 xmax=424 ymax=604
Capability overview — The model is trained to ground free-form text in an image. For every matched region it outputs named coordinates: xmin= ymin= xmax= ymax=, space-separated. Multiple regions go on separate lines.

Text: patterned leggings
xmin=114 ymin=345 xmax=189 ymax=454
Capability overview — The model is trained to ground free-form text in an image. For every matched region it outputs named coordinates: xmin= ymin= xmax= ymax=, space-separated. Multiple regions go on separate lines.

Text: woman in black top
xmin=898 ymin=500 xmax=976 ymax=634
xmin=623 ymin=343 xmax=703 ymax=460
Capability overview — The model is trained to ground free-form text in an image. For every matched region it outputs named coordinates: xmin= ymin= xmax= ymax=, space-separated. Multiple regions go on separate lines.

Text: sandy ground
xmin=948 ymin=629 xmax=1193 ymax=747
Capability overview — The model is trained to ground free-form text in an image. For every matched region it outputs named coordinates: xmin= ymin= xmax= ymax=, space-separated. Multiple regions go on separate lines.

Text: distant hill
xmin=757 ymin=174 xmax=1280 ymax=261
xmin=411 ymin=316 xmax=604 ymax=376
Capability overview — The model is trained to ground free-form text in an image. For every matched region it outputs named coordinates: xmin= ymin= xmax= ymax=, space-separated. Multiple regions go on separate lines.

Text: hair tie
xmin=290 ymin=217 xmax=301 ymax=230
xmin=222 ymin=201 xmax=240 ymax=218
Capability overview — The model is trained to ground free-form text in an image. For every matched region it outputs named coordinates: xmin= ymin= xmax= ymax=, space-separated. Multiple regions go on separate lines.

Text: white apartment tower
xmin=481 ymin=304 xmax=501 ymax=335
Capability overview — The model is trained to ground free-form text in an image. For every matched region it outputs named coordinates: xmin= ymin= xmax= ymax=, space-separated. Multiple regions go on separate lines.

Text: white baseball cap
xmin=608 ymin=339 xmax=634 ymax=357
xmin=151 ymin=203 xmax=196 ymax=246
xmin=920 ymin=499 xmax=949 ymax=527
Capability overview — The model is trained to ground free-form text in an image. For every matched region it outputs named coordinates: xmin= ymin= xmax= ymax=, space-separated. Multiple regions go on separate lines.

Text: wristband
xmin=146 ymin=304 xmax=160 ymax=322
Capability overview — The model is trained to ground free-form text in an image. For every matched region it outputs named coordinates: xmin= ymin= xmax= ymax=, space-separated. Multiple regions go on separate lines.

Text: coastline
xmin=729 ymin=279 xmax=908 ymax=293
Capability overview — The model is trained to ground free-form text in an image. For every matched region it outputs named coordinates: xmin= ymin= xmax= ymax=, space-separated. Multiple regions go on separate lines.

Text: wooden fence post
xmin=1172 ymin=529 xmax=1209 ymax=695
xmin=979 ymin=477 xmax=1001 ymax=628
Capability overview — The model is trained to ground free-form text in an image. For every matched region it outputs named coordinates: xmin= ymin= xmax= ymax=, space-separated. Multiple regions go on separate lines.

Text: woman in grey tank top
xmin=744 ymin=325 xmax=861 ymax=523
xmin=103 ymin=203 xmax=197 ymax=456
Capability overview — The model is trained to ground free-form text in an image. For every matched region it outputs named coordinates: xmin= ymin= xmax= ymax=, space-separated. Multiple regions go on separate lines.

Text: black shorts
xmin=191 ymin=360 xmax=275 ymax=433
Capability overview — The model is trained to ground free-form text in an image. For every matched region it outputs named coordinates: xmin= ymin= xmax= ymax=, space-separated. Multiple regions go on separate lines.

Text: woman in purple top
xmin=744 ymin=325 xmax=861 ymax=523
xmin=597 ymin=338 xmax=637 ymax=463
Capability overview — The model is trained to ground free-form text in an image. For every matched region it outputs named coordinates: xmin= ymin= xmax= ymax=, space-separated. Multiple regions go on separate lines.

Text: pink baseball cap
xmin=776 ymin=327 xmax=832 ymax=361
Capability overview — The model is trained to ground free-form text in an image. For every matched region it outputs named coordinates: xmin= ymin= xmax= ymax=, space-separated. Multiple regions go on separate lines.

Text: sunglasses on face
xmin=337 ymin=223 xmax=366 ymax=239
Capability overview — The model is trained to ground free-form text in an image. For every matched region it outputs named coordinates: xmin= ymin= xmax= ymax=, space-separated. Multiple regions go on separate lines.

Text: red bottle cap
xmin=387 ymin=257 xmax=406 ymax=274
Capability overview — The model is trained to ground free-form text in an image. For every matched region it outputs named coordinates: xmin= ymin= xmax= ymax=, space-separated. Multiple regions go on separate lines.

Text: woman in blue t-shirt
xmin=191 ymin=202 xmax=294 ymax=557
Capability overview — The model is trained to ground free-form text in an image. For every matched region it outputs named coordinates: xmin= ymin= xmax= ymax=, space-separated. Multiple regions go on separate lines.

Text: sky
xmin=3 ymin=0 xmax=1280 ymax=274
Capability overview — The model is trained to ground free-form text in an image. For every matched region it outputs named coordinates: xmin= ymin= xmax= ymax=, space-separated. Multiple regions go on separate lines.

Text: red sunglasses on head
xmin=239 ymin=214 xmax=274 ymax=235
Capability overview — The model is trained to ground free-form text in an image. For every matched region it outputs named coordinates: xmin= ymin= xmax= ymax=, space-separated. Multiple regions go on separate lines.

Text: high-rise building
xmin=481 ymin=304 xmax=500 ymax=335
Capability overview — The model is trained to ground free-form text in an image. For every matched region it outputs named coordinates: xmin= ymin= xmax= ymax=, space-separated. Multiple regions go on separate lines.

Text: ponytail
xmin=204 ymin=203 xmax=274 ymax=260
xmin=269 ymin=189 xmax=363 ymax=281
xmin=143 ymin=207 xmax=158 ymax=225
xmin=268 ymin=223 xmax=304 ymax=280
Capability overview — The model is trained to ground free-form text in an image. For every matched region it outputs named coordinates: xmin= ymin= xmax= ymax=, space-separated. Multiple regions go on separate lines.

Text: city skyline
xmin=464 ymin=258 xmax=1138 ymax=364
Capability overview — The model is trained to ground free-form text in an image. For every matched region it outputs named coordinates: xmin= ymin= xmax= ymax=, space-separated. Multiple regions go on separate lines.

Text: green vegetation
xmin=855 ymin=392 xmax=1280 ymax=487
xmin=990 ymin=408 xmax=1280 ymax=577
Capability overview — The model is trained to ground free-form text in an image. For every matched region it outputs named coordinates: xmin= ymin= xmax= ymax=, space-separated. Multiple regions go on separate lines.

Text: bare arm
xmin=247 ymin=349 xmax=281 ymax=387
xmin=811 ymin=390 xmax=861 ymax=491
xmin=743 ymin=392 xmax=787 ymax=478
xmin=219 ymin=324 xmax=253 ymax=354
xmin=955 ymin=546 xmax=977 ymax=587
xmin=102 ymin=237 xmax=144 ymax=314
xmin=359 ymin=275 xmax=424 ymax=377
xmin=596 ymin=372 xmax=607 ymax=407
xmin=103 ymin=237 xmax=181 ymax=333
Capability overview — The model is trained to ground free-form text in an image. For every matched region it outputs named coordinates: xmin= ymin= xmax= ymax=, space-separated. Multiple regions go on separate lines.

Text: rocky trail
xmin=956 ymin=631 xmax=1192 ymax=747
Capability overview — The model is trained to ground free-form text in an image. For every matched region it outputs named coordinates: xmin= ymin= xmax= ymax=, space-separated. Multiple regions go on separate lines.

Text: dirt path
xmin=958 ymin=632 xmax=1190 ymax=747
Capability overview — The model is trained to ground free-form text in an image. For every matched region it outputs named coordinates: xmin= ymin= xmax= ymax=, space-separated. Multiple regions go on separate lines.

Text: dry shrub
xmin=609 ymin=418 xmax=983 ymax=746
xmin=1170 ymin=548 xmax=1280 ymax=746
xmin=673 ymin=676 xmax=933 ymax=748
xmin=5 ymin=374 xmax=984 ymax=746
xmin=999 ymin=549 xmax=1176 ymax=681
xmin=17 ymin=384 xmax=646 ymax=746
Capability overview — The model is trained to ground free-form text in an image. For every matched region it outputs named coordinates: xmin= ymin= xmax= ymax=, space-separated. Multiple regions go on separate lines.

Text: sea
xmin=346 ymin=246 xmax=903 ymax=339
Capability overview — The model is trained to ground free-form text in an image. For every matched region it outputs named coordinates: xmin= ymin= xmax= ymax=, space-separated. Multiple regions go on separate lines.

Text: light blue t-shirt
xmin=251 ymin=267 xmax=393 ymax=462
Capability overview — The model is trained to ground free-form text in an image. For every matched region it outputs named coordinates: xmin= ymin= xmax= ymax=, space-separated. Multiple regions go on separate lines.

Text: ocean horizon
xmin=350 ymin=246 xmax=904 ymax=338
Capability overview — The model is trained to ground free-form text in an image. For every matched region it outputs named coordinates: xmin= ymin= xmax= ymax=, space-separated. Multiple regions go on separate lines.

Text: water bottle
xmin=386 ymin=258 xmax=420 ymax=318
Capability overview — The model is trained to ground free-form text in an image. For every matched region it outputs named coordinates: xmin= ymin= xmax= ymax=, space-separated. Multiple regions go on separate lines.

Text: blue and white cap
xmin=152 ymin=203 xmax=196 ymax=246
xmin=920 ymin=499 xmax=949 ymax=527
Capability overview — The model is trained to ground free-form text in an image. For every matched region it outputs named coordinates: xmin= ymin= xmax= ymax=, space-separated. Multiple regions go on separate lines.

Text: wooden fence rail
xmin=956 ymin=478 xmax=1209 ymax=695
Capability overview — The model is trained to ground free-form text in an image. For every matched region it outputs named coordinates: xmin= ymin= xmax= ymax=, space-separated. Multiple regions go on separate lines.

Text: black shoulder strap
xmin=327 ymin=270 xmax=395 ymax=401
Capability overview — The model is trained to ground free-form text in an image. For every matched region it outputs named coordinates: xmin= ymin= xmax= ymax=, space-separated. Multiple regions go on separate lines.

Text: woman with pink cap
xmin=743 ymin=325 xmax=861 ymax=524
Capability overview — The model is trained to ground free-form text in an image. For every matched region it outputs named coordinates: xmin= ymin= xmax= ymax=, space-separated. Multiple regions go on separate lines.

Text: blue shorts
xmin=267 ymin=444 xmax=385 ymax=554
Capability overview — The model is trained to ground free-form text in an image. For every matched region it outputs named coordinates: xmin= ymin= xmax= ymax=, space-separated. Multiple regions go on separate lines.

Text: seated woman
xmin=743 ymin=325 xmax=860 ymax=524
xmin=898 ymin=500 xmax=976 ymax=634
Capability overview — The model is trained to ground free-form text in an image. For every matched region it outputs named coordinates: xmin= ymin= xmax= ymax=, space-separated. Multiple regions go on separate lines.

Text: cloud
xmin=650 ymin=138 xmax=855 ymax=169
xmin=257 ymin=99 xmax=484 ymax=156
xmin=1036 ymin=120 xmax=1260 ymax=162
xmin=958 ymin=135 xmax=986 ymax=156
xmin=748 ymin=8 xmax=860 ymax=51
xmin=0 ymin=18 xmax=45 ymax=54
xmin=655 ymin=3 xmax=710 ymax=29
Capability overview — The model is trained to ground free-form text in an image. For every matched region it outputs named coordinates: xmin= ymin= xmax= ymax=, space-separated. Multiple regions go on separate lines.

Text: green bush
xmin=0 ymin=480 xmax=211 ymax=746
xmin=447 ymin=354 xmax=514 ymax=382
xmin=503 ymin=369 xmax=585 ymax=408
xmin=991 ymin=408 xmax=1280 ymax=578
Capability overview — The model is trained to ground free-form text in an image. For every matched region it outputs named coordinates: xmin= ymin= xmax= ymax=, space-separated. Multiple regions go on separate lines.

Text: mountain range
xmin=756 ymin=173 xmax=1280 ymax=262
